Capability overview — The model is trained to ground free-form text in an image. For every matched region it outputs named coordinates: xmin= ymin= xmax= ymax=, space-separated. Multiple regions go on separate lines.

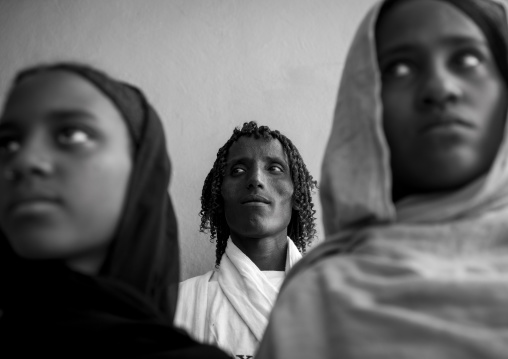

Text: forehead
xmin=1 ymin=71 xmax=120 ymax=123
xmin=376 ymin=0 xmax=486 ymax=52
xmin=227 ymin=136 xmax=287 ymax=162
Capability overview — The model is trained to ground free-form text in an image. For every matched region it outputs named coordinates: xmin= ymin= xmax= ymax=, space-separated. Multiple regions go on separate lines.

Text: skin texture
xmin=221 ymin=136 xmax=294 ymax=271
xmin=377 ymin=0 xmax=508 ymax=201
xmin=0 ymin=71 xmax=132 ymax=275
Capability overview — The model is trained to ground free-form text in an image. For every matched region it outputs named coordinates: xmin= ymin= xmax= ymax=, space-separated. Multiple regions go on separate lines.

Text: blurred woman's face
xmin=377 ymin=0 xmax=508 ymax=200
xmin=0 ymin=71 xmax=132 ymax=274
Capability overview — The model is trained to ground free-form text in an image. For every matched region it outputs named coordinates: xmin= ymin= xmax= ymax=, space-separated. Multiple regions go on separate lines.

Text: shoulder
xmin=174 ymin=271 xmax=215 ymax=336
xmin=180 ymin=270 xmax=215 ymax=284
xmin=178 ymin=270 xmax=215 ymax=300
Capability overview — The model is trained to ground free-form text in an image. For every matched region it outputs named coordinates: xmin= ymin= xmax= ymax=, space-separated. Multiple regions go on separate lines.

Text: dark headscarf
xmin=0 ymin=63 xmax=229 ymax=358
xmin=378 ymin=0 xmax=508 ymax=85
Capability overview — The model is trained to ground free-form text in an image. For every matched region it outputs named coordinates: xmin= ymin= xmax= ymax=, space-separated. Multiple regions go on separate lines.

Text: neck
xmin=230 ymin=231 xmax=288 ymax=271
xmin=65 ymin=246 xmax=109 ymax=276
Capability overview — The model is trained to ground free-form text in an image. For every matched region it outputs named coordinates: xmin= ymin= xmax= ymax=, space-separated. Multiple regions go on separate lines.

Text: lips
xmin=420 ymin=114 xmax=474 ymax=134
xmin=240 ymin=194 xmax=271 ymax=205
xmin=5 ymin=190 xmax=61 ymax=214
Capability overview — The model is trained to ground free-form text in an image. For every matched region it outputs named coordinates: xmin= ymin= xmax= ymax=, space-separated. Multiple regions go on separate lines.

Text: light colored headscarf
xmin=321 ymin=0 xmax=508 ymax=234
xmin=257 ymin=1 xmax=508 ymax=358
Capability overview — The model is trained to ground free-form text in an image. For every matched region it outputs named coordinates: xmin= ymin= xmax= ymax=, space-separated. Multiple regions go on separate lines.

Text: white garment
xmin=263 ymin=271 xmax=285 ymax=289
xmin=175 ymin=237 xmax=301 ymax=358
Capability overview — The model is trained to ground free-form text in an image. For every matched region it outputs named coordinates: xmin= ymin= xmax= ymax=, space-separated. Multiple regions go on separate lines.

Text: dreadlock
xmin=200 ymin=121 xmax=318 ymax=267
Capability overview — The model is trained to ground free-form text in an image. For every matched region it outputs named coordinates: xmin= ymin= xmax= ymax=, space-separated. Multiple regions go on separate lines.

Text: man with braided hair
xmin=175 ymin=121 xmax=317 ymax=358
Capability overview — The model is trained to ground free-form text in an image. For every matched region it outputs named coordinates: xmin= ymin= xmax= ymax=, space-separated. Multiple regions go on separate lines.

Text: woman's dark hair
xmin=377 ymin=0 xmax=508 ymax=85
xmin=200 ymin=121 xmax=318 ymax=267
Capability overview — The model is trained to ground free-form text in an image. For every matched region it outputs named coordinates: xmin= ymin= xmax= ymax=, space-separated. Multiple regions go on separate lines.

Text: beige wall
xmin=0 ymin=0 xmax=376 ymax=280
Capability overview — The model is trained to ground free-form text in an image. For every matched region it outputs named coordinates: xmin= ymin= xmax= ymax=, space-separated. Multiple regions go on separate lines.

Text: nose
xmin=246 ymin=166 xmax=265 ymax=190
xmin=3 ymin=133 xmax=54 ymax=182
xmin=418 ymin=65 xmax=462 ymax=110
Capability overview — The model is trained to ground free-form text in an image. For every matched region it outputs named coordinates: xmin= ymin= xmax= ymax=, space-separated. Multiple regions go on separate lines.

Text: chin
xmin=236 ymin=225 xmax=288 ymax=240
xmin=6 ymin=230 xmax=74 ymax=260
xmin=237 ymin=230 xmax=271 ymax=239
xmin=412 ymin=149 xmax=493 ymax=191
xmin=413 ymin=166 xmax=488 ymax=195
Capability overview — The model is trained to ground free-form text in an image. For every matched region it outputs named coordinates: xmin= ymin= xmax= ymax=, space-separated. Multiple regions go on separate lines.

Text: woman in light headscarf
xmin=0 ymin=63 xmax=229 ymax=358
xmin=257 ymin=0 xmax=508 ymax=358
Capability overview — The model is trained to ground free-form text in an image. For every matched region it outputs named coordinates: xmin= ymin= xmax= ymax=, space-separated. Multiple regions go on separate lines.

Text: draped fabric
xmin=218 ymin=237 xmax=301 ymax=342
xmin=175 ymin=237 xmax=301 ymax=357
xmin=1 ymin=264 xmax=228 ymax=358
xmin=257 ymin=1 xmax=508 ymax=358
xmin=0 ymin=63 xmax=229 ymax=358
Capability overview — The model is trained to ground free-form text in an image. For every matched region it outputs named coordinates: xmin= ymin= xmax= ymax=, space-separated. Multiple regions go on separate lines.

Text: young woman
xmin=175 ymin=121 xmax=317 ymax=358
xmin=0 ymin=63 xmax=229 ymax=358
xmin=257 ymin=0 xmax=508 ymax=358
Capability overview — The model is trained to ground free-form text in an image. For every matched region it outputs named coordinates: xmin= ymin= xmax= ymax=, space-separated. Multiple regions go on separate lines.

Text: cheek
xmin=277 ymin=182 xmax=294 ymax=228
xmin=0 ymin=176 xmax=8 ymax=209
xmin=274 ymin=179 xmax=294 ymax=207
xmin=82 ymin=157 xmax=131 ymax=205
xmin=220 ymin=181 xmax=235 ymax=207
xmin=0 ymin=182 xmax=10 ymax=237
xmin=469 ymin=80 xmax=507 ymax=149
xmin=473 ymin=81 xmax=507 ymax=122
xmin=65 ymin=151 xmax=132 ymax=247
xmin=382 ymin=89 xmax=409 ymax=143
xmin=382 ymin=86 xmax=421 ymax=155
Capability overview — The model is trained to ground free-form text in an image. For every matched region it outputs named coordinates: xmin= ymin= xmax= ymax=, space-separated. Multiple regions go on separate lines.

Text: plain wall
xmin=0 ymin=0 xmax=376 ymax=280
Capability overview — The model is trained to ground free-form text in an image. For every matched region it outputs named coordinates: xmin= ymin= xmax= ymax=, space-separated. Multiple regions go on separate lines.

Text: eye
xmin=231 ymin=167 xmax=246 ymax=175
xmin=0 ymin=136 xmax=21 ymax=156
xmin=57 ymin=128 xmax=92 ymax=146
xmin=383 ymin=61 xmax=413 ymax=79
xmin=455 ymin=51 xmax=482 ymax=69
xmin=269 ymin=165 xmax=284 ymax=173
xmin=390 ymin=62 xmax=412 ymax=77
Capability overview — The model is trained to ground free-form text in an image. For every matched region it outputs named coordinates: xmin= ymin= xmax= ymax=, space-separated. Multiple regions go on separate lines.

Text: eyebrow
xmin=265 ymin=155 xmax=289 ymax=165
xmin=47 ymin=109 xmax=98 ymax=122
xmin=378 ymin=35 xmax=488 ymax=58
xmin=0 ymin=109 xmax=97 ymax=129
xmin=227 ymin=155 xmax=289 ymax=166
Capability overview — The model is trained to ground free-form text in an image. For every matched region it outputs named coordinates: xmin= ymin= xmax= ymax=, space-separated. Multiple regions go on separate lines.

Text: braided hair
xmin=200 ymin=121 xmax=317 ymax=267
